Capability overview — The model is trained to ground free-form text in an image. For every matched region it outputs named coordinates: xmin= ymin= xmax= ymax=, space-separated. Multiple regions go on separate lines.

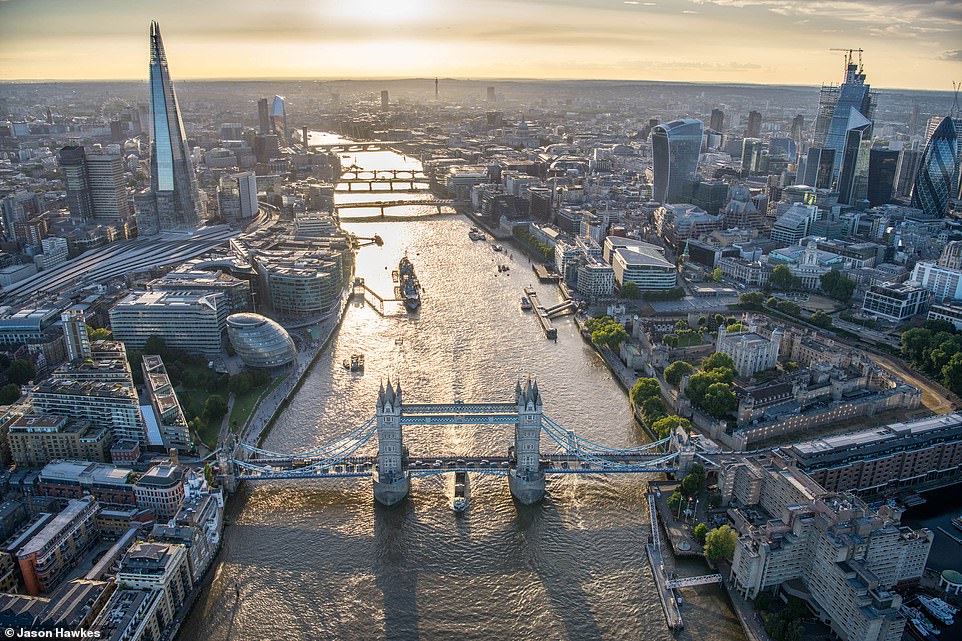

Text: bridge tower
xmin=373 ymin=378 xmax=410 ymax=506
xmin=509 ymin=378 xmax=546 ymax=504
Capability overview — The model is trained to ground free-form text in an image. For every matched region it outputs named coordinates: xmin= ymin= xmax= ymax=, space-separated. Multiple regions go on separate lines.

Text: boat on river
xmin=342 ymin=354 xmax=364 ymax=371
xmin=918 ymin=595 xmax=956 ymax=625
xmin=398 ymin=256 xmax=421 ymax=311
xmin=452 ymin=470 xmax=469 ymax=512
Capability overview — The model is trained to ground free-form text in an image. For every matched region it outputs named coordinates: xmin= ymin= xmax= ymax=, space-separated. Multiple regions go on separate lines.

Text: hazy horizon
xmin=1 ymin=0 xmax=960 ymax=91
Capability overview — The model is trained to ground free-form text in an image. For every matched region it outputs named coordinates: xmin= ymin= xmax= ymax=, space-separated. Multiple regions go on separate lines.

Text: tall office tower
xmin=435 ymin=77 xmax=439 ymax=100
xmin=801 ymin=148 xmax=836 ymax=189
xmin=741 ymin=138 xmax=764 ymax=176
xmin=909 ymin=103 xmax=920 ymax=138
xmin=912 ymin=116 xmax=959 ymax=217
xmin=143 ymin=21 xmax=204 ymax=233
xmin=85 ymin=151 xmax=130 ymax=221
xmin=812 ymin=52 xmax=876 ymax=183
xmin=768 ymin=137 xmax=796 ymax=162
xmin=650 ymin=119 xmax=704 ymax=204
xmin=257 ymin=98 xmax=270 ymax=135
xmin=836 ymin=109 xmax=873 ymax=205
xmin=895 ymin=148 xmax=923 ymax=199
xmin=59 ymin=146 xmax=93 ymax=220
xmin=867 ymin=149 xmax=899 ymax=206
xmin=486 ymin=86 xmax=496 ymax=102
xmin=790 ymin=114 xmax=805 ymax=142
xmin=745 ymin=110 xmax=762 ymax=138
xmin=380 ymin=90 xmax=389 ymax=110
xmin=709 ymin=108 xmax=724 ymax=132
xmin=270 ymin=95 xmax=287 ymax=143
xmin=62 ymin=308 xmax=92 ymax=361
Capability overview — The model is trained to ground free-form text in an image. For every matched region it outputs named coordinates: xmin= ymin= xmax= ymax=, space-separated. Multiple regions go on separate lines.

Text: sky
xmin=0 ymin=0 xmax=960 ymax=90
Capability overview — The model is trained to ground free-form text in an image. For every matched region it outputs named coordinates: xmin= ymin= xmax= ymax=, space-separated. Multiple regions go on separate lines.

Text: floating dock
xmin=646 ymin=493 xmax=684 ymax=631
xmin=524 ymin=287 xmax=557 ymax=340
xmin=532 ymin=263 xmax=561 ymax=282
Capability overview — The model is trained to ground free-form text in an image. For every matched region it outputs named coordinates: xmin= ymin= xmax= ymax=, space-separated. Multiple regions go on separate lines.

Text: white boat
xmin=493 ymin=244 xmax=504 ymax=252
xmin=918 ymin=595 xmax=956 ymax=625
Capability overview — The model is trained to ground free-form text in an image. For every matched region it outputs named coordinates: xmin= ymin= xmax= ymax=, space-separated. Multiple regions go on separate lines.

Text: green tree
xmin=144 ymin=335 xmax=168 ymax=358
xmin=810 ymin=310 xmax=833 ymax=328
xmin=769 ymin=264 xmax=797 ymax=291
xmin=942 ymin=353 xmax=962 ymax=395
xmin=766 ymin=296 xmax=778 ymax=307
xmin=777 ymin=300 xmax=801 ymax=316
xmin=87 ymin=325 xmax=112 ymax=341
xmin=0 ymin=383 xmax=20 ymax=405
xmin=703 ymin=352 xmax=735 ymax=372
xmin=667 ymin=490 xmax=683 ymax=512
xmin=739 ymin=292 xmax=765 ymax=308
xmin=664 ymin=361 xmax=694 ymax=387
xmin=203 ymin=394 xmax=228 ymax=421
xmin=726 ymin=323 xmax=748 ymax=333
xmin=704 ymin=524 xmax=738 ymax=562
xmin=641 ymin=397 xmax=667 ymax=423
xmin=651 ymin=415 xmax=691 ymax=438
xmin=630 ymin=378 xmax=661 ymax=405
xmin=681 ymin=463 xmax=706 ymax=496
xmin=820 ymin=270 xmax=856 ymax=301
xmin=702 ymin=382 xmax=737 ymax=419
xmin=620 ymin=281 xmax=641 ymax=300
xmin=711 ymin=267 xmax=722 ymax=282
xmin=6 ymin=359 xmax=35 ymax=385
xmin=229 ymin=373 xmax=253 ymax=396
xmin=693 ymin=523 xmax=708 ymax=545
xmin=664 ymin=334 xmax=678 ymax=348
xmin=204 ymin=463 xmax=215 ymax=486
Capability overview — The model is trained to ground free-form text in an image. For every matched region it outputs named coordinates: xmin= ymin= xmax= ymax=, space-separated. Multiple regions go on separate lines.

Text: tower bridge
xmin=223 ymin=379 xmax=715 ymax=506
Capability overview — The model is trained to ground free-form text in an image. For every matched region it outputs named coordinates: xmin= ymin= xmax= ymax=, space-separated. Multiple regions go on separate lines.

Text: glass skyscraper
xmin=813 ymin=59 xmax=875 ymax=183
xmin=912 ymin=116 xmax=959 ymax=218
xmin=651 ymin=119 xmax=703 ymax=204
xmin=142 ymin=21 xmax=204 ymax=233
xmin=271 ymin=95 xmax=287 ymax=143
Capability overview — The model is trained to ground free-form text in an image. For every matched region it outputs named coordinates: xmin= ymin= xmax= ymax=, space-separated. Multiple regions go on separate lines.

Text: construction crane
xmin=829 ymin=48 xmax=864 ymax=72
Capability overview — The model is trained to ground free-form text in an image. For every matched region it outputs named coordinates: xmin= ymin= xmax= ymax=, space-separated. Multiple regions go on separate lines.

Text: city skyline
xmin=0 ymin=0 xmax=960 ymax=90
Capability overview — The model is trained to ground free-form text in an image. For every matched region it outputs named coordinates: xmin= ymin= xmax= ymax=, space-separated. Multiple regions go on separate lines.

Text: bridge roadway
xmin=335 ymin=199 xmax=454 ymax=210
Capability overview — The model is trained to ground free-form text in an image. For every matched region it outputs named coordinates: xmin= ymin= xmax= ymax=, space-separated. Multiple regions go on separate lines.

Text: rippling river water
xmin=179 ymin=137 xmax=745 ymax=641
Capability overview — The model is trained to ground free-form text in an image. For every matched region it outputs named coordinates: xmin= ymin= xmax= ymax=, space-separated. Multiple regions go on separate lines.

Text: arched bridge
xmin=221 ymin=379 xmax=720 ymax=506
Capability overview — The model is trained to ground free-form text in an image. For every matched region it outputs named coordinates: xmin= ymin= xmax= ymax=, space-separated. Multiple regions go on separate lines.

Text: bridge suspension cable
xmin=240 ymin=417 xmax=377 ymax=459
xmin=541 ymin=416 xmax=672 ymax=456
xmin=235 ymin=421 xmax=378 ymax=477
xmin=541 ymin=420 xmax=679 ymax=470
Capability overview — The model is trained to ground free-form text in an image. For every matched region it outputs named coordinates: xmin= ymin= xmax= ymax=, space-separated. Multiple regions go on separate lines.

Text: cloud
xmin=943 ymin=50 xmax=962 ymax=61
xmin=688 ymin=0 xmax=962 ymax=27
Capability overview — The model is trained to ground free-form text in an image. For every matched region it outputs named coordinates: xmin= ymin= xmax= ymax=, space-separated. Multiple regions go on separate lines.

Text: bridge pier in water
xmin=374 ymin=379 xmax=410 ymax=506
xmin=508 ymin=379 xmax=545 ymax=505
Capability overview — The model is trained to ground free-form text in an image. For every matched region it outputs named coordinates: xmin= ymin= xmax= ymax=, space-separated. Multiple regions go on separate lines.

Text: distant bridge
xmin=221 ymin=379 xmax=722 ymax=506
xmin=334 ymin=199 xmax=455 ymax=214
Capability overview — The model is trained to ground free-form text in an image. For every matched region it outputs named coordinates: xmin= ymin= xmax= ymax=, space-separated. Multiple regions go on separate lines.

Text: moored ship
xmin=452 ymin=470 xmax=469 ymax=512
xmin=398 ymin=256 xmax=421 ymax=311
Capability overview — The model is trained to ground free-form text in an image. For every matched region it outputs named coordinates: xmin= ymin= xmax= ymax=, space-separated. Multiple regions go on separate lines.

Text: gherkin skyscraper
xmin=912 ymin=117 xmax=959 ymax=218
xmin=142 ymin=21 xmax=204 ymax=233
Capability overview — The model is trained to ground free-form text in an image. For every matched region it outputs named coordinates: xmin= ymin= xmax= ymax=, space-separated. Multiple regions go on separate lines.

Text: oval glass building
xmin=226 ymin=313 xmax=296 ymax=368
xmin=912 ymin=116 xmax=959 ymax=218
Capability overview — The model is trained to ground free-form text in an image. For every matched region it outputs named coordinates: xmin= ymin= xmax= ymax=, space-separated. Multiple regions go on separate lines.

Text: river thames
xmin=178 ymin=135 xmax=745 ymax=641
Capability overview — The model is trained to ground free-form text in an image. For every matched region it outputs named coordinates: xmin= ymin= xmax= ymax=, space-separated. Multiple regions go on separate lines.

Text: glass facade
xmin=651 ymin=118 xmax=703 ymax=204
xmin=270 ymin=95 xmax=287 ymax=143
xmin=912 ymin=117 xmax=959 ymax=218
xmin=226 ymin=313 xmax=296 ymax=368
xmin=147 ymin=21 xmax=204 ymax=231
xmin=813 ymin=62 xmax=875 ymax=182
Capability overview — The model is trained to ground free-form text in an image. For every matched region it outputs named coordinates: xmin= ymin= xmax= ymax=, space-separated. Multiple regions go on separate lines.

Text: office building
xmin=927 ymin=302 xmax=962 ymax=330
xmin=140 ymin=21 xmax=205 ymax=233
xmin=147 ymin=270 xmax=250 ymax=314
xmin=938 ymin=240 xmax=962 ymax=270
xmin=226 ymin=313 xmax=296 ymax=369
xmin=36 ymin=237 xmax=69 ymax=271
xmin=59 ymin=146 xmax=93 ymax=220
xmin=745 ymin=110 xmax=762 ymax=138
xmin=216 ymin=171 xmax=258 ymax=220
xmin=486 ymin=86 xmax=496 ymax=102
xmin=867 ymin=149 xmax=899 ymax=206
xmin=861 ymin=282 xmax=928 ymax=322
xmin=836 ymin=109 xmax=873 ymax=205
xmin=651 ymin=119 xmax=704 ymax=203
xmin=608 ymin=242 xmax=676 ymax=291
xmin=790 ymin=114 xmax=805 ymax=142
xmin=380 ymin=90 xmax=389 ymax=110
xmin=134 ymin=465 xmax=185 ymax=520
xmin=8 ymin=414 xmax=112 ymax=467
xmin=0 ymin=307 xmax=65 ymax=365
xmin=800 ymin=147 xmax=835 ymax=189
xmin=109 ymin=290 xmax=227 ymax=359
xmin=653 ymin=204 xmax=722 ymax=250
xmin=812 ymin=54 xmax=876 ymax=183
xmin=770 ymin=203 xmax=819 ymax=245
xmin=575 ymin=262 xmax=615 ymax=299
xmin=894 ymin=149 xmax=922 ymax=199
xmin=741 ymin=138 xmax=763 ymax=176
xmin=257 ymin=97 xmax=270 ymax=134
xmin=911 ymin=262 xmax=962 ymax=301
xmin=911 ymin=116 xmax=958 ymax=218
xmin=709 ymin=108 xmax=724 ymax=132
xmin=270 ymin=95 xmax=287 ymax=143
xmin=17 ymin=497 xmax=99 ymax=596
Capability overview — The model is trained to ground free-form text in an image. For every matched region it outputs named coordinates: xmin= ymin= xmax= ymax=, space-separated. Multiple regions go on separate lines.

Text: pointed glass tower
xmin=912 ymin=117 xmax=959 ymax=218
xmin=143 ymin=21 xmax=204 ymax=233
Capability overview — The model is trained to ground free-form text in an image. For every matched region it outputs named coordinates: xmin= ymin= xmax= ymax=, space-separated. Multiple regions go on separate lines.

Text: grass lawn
xmin=676 ymin=334 xmax=703 ymax=347
xmin=229 ymin=375 xmax=288 ymax=433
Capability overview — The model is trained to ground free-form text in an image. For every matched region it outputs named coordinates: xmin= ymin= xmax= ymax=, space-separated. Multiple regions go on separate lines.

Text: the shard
xmin=141 ymin=21 xmax=204 ymax=233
